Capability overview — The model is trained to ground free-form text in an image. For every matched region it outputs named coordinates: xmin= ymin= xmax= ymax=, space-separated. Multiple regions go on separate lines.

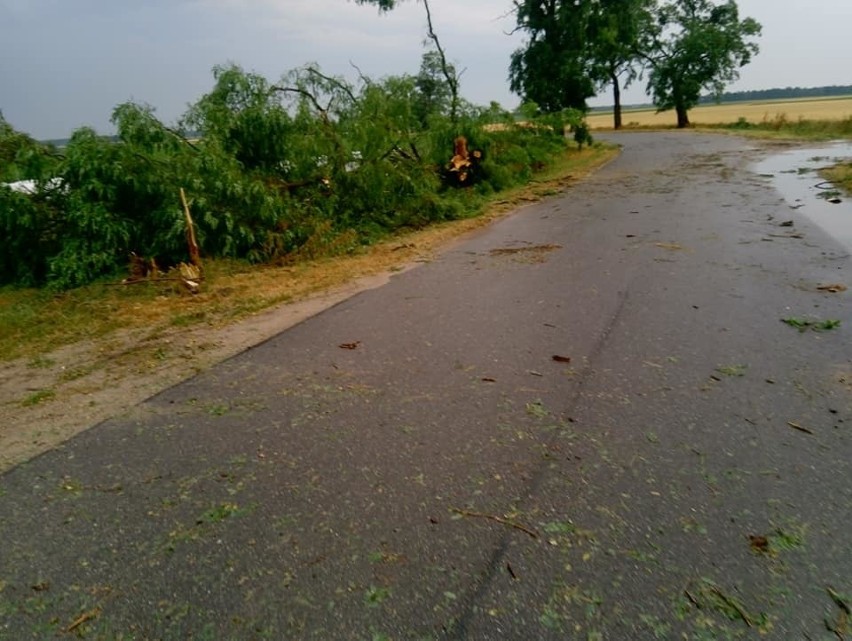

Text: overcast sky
xmin=1 ymin=0 xmax=850 ymax=140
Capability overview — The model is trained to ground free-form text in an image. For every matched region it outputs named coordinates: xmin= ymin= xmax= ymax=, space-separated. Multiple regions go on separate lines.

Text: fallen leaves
xmin=338 ymin=341 xmax=361 ymax=350
xmin=683 ymin=579 xmax=762 ymax=629
xmin=488 ymin=244 xmax=562 ymax=264
xmin=716 ymin=364 xmax=747 ymax=377
xmin=781 ymin=317 xmax=841 ymax=332
xmin=489 ymin=244 xmax=562 ymax=256
xmin=748 ymin=535 xmax=769 ymax=554
xmin=655 ymin=242 xmax=684 ymax=251
xmin=551 ymin=355 xmax=571 ymax=364
xmin=826 ymin=587 xmax=850 ymax=639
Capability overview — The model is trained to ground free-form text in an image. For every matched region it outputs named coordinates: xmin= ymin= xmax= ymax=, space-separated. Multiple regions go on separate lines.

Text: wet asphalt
xmin=1 ymin=132 xmax=850 ymax=640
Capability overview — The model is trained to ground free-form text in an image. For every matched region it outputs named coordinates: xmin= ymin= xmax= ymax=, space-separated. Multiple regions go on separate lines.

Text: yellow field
xmin=587 ymin=96 xmax=852 ymax=129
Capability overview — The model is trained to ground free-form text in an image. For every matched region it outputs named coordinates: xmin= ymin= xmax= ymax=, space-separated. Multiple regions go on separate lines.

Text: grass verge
xmin=820 ymin=160 xmax=852 ymax=196
xmin=0 ymin=143 xmax=618 ymax=362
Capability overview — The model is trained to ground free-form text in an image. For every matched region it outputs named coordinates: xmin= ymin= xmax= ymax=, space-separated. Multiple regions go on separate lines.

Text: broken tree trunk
xmin=180 ymin=187 xmax=202 ymax=269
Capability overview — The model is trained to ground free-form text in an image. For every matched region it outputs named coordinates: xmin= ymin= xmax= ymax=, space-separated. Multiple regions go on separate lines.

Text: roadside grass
xmin=0 ymin=143 xmax=617 ymax=362
xmin=821 ymin=160 xmax=852 ymax=195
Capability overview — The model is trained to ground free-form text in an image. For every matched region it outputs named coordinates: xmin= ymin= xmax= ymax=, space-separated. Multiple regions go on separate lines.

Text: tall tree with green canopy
xmin=644 ymin=0 xmax=761 ymax=128
xmin=414 ymin=50 xmax=457 ymax=126
xmin=508 ymin=0 xmax=597 ymax=113
xmin=587 ymin=0 xmax=657 ymax=129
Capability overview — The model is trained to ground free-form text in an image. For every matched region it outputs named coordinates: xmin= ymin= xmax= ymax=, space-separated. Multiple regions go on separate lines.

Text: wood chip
xmin=787 ymin=421 xmax=814 ymax=435
xmin=817 ymin=284 xmax=847 ymax=293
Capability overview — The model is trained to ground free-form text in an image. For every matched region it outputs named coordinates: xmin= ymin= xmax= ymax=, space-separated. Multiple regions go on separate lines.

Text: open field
xmin=587 ymin=96 xmax=852 ymax=129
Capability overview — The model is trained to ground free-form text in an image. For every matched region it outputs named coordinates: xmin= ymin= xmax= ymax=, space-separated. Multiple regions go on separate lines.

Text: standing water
xmin=752 ymin=142 xmax=852 ymax=252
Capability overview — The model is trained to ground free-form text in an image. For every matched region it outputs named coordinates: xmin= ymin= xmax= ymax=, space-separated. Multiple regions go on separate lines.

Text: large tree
xmin=509 ymin=0 xmax=597 ymax=113
xmin=644 ymin=0 xmax=761 ymax=128
xmin=587 ymin=0 xmax=656 ymax=129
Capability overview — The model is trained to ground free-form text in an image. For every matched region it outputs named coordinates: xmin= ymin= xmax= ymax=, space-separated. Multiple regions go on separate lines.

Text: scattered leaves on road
xmin=748 ymin=535 xmax=769 ymax=554
xmin=716 ymin=364 xmax=747 ymax=377
xmin=551 ymin=355 xmax=571 ymax=363
xmin=338 ymin=341 xmax=361 ymax=349
xmin=684 ymin=579 xmax=765 ymax=629
xmin=655 ymin=242 xmax=684 ymax=251
xmin=781 ymin=317 xmax=841 ymax=332
xmin=817 ymin=283 xmax=847 ymax=293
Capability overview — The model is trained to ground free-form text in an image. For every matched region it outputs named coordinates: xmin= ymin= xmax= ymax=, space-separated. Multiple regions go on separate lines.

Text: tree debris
xmin=338 ymin=342 xmax=361 ymax=350
xmin=66 ymin=607 xmax=101 ymax=633
xmin=450 ymin=508 xmax=538 ymax=539
xmin=826 ymin=586 xmax=850 ymax=640
xmin=684 ymin=579 xmax=759 ymax=628
xmin=781 ymin=317 xmax=841 ymax=332
xmin=748 ymin=534 xmax=769 ymax=554
xmin=818 ymin=284 xmax=847 ymax=293
xmin=787 ymin=421 xmax=814 ymax=435
xmin=551 ymin=355 xmax=571 ymax=363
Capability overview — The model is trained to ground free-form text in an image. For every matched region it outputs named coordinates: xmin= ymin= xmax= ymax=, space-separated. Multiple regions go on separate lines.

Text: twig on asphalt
xmin=788 ymin=421 xmax=814 ymax=435
xmin=66 ymin=608 xmax=101 ymax=633
xmin=684 ymin=589 xmax=701 ymax=608
xmin=451 ymin=508 xmax=538 ymax=539
xmin=709 ymin=585 xmax=754 ymax=628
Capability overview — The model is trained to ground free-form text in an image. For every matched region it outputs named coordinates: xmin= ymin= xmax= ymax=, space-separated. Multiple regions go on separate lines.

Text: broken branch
xmin=180 ymin=188 xmax=202 ymax=269
xmin=451 ymin=508 xmax=538 ymax=539
xmin=709 ymin=585 xmax=754 ymax=627
xmin=787 ymin=421 xmax=814 ymax=435
xmin=66 ymin=608 xmax=101 ymax=633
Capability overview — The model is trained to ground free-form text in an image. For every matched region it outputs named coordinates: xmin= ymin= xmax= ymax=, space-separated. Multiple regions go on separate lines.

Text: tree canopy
xmin=507 ymin=0 xmax=760 ymax=127
xmin=586 ymin=0 xmax=657 ymax=128
xmin=509 ymin=0 xmax=596 ymax=113
xmin=644 ymin=0 xmax=761 ymax=127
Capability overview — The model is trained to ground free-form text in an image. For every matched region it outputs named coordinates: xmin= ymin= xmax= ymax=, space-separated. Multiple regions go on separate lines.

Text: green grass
xmin=21 ymin=389 xmax=56 ymax=407
xmin=708 ymin=114 xmax=852 ymax=141
xmin=822 ymin=160 xmax=852 ymax=196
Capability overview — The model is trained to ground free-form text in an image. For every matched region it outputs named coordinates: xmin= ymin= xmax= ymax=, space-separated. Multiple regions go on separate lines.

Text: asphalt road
xmin=1 ymin=132 xmax=850 ymax=640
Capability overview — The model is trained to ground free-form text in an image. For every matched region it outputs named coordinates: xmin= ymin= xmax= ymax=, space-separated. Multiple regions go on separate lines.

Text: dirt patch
xmin=488 ymin=243 xmax=562 ymax=264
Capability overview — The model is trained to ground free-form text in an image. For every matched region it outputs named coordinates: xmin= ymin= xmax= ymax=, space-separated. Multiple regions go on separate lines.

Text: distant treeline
xmin=698 ymin=85 xmax=852 ymax=104
xmin=590 ymin=85 xmax=852 ymax=112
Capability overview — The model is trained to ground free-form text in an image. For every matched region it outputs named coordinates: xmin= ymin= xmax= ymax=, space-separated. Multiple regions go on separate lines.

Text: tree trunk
xmin=610 ymin=71 xmax=622 ymax=130
xmin=675 ymin=104 xmax=690 ymax=128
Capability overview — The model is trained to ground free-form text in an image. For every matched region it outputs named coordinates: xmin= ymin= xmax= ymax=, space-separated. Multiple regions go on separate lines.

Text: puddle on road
xmin=752 ymin=142 xmax=852 ymax=252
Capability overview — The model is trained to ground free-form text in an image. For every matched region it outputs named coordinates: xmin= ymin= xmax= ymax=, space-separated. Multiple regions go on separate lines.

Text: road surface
xmin=1 ymin=132 xmax=850 ymax=640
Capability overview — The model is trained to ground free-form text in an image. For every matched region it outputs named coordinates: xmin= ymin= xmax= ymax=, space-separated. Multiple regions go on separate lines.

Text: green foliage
xmin=587 ymin=0 xmax=657 ymax=128
xmin=1 ymin=64 xmax=580 ymax=290
xmin=509 ymin=0 xmax=597 ymax=112
xmin=646 ymin=0 xmax=761 ymax=127
xmin=414 ymin=50 xmax=456 ymax=127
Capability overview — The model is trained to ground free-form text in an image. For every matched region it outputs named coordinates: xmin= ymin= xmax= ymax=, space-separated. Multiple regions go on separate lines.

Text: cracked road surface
xmin=1 ymin=132 xmax=850 ymax=640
